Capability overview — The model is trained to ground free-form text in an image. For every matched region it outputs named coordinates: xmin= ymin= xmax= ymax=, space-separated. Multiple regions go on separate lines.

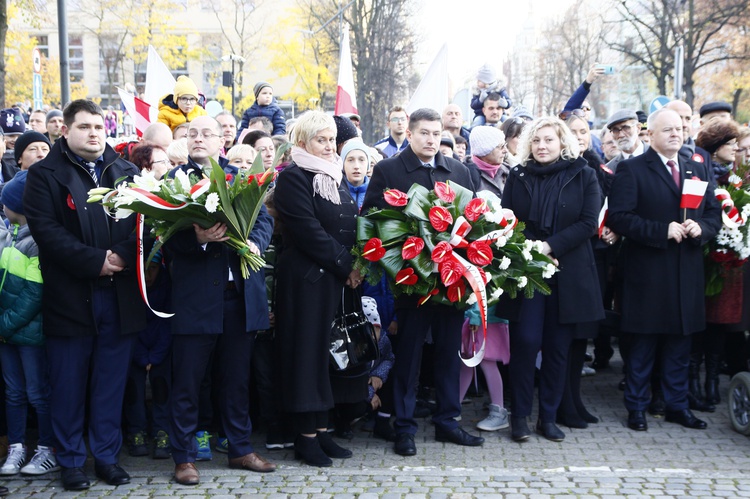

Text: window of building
xmin=202 ymin=35 xmax=222 ymax=99
xmin=99 ymin=35 xmax=122 ymax=107
xmin=69 ymin=34 xmax=84 ymax=83
xmin=36 ymin=35 xmax=49 ymax=58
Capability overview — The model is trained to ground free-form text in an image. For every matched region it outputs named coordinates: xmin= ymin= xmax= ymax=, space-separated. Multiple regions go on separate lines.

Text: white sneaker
xmin=0 ymin=443 xmax=26 ymax=475
xmin=476 ymin=404 xmax=509 ymax=431
xmin=20 ymin=445 xmax=60 ymax=475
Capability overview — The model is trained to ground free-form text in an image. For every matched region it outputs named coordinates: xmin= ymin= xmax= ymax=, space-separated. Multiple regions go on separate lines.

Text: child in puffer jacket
xmin=0 ymin=171 xmax=59 ymax=477
xmin=157 ymin=76 xmax=207 ymax=132
xmin=470 ymin=63 xmax=512 ymax=127
xmin=236 ymin=81 xmax=286 ymax=139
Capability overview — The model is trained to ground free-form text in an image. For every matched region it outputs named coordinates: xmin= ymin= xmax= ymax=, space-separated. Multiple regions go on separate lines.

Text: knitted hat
xmin=13 ymin=131 xmax=51 ymax=164
xmin=511 ymin=106 xmax=534 ymax=121
xmin=0 ymin=108 xmax=26 ymax=136
xmin=173 ymin=75 xmax=199 ymax=100
xmin=476 ymin=64 xmax=497 ymax=85
xmin=333 ymin=115 xmax=359 ymax=146
xmin=254 ymin=81 xmax=272 ymax=100
xmin=361 ymin=296 xmax=381 ymax=327
xmin=470 ymin=125 xmax=505 ymax=157
xmin=45 ymin=109 xmax=63 ymax=124
xmin=1 ymin=170 xmax=28 ymax=215
xmin=340 ymin=139 xmax=371 ymax=165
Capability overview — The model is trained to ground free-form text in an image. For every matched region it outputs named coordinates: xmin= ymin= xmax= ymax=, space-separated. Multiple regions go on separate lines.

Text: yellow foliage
xmin=266 ymin=3 xmax=337 ymax=110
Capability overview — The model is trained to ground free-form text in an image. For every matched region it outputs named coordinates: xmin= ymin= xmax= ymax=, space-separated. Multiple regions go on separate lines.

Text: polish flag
xmin=118 ymin=88 xmax=152 ymax=137
xmin=680 ymin=178 xmax=709 ymax=209
xmin=334 ymin=25 xmax=358 ymax=115
xmin=598 ymin=197 xmax=608 ymax=237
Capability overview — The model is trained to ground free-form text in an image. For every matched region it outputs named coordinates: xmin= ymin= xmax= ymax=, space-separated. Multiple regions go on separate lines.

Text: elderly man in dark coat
xmin=607 ymin=108 xmax=722 ymax=432
xmin=362 ymin=108 xmax=483 ymax=457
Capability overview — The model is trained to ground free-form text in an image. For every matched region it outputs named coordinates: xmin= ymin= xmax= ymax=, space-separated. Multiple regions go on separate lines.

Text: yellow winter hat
xmin=173 ymin=76 xmax=199 ymax=100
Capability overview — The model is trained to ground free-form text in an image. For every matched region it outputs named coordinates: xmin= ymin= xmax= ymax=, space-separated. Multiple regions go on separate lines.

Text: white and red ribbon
xmin=598 ymin=197 xmax=608 ymax=237
xmin=135 ymin=214 xmax=174 ymax=318
xmin=715 ymin=188 xmax=745 ymax=229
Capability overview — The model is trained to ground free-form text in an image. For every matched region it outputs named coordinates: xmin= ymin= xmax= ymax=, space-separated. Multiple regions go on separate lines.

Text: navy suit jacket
xmin=165 ymin=156 xmax=274 ymax=334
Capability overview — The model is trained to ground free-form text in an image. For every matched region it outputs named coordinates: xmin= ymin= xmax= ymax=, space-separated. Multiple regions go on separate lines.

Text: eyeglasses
xmin=150 ymin=159 xmax=170 ymax=166
xmin=187 ymin=129 xmax=221 ymax=140
xmin=610 ymin=123 xmax=636 ymax=135
xmin=178 ymin=97 xmax=197 ymax=104
xmin=389 ymin=117 xmax=407 ymax=123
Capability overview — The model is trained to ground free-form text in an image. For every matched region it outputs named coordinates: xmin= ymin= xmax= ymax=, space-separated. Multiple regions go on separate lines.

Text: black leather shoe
xmin=435 ymin=427 xmax=484 ymax=446
xmin=627 ymin=410 xmax=648 ymax=431
xmin=94 ymin=463 xmax=131 ymax=485
xmin=394 ymin=433 xmax=416 ymax=456
xmin=665 ymin=409 xmax=707 ymax=429
xmin=511 ymin=417 xmax=531 ymax=442
xmin=536 ymin=420 xmax=565 ymax=442
xmin=688 ymin=392 xmax=716 ymax=413
xmin=61 ymin=467 xmax=91 ymax=491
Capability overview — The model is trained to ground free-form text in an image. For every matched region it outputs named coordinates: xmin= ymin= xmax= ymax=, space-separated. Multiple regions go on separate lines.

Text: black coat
xmin=499 ymin=156 xmax=604 ymax=324
xmin=274 ymin=163 xmax=358 ymax=413
xmin=165 ymin=157 xmax=274 ymax=334
xmin=23 ymin=138 xmax=146 ymax=336
xmin=607 ymin=147 xmax=722 ymax=335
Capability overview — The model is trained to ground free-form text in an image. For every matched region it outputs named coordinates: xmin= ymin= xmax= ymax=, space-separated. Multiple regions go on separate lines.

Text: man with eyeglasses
xmin=605 ymin=109 xmax=648 ymax=172
xmin=157 ymin=75 xmax=207 ymax=132
xmin=167 ymin=116 xmax=275 ymax=484
xmin=374 ymin=106 xmax=409 ymax=158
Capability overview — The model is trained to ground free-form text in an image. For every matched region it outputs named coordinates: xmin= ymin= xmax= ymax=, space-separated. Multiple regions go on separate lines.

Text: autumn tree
xmin=604 ymin=0 xmax=750 ymax=107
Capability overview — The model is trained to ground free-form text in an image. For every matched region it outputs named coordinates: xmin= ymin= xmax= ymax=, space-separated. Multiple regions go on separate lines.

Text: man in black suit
xmin=361 ymin=108 xmax=483 ymax=456
xmin=166 ymin=116 xmax=276 ymax=485
xmin=607 ymin=108 xmax=722 ymax=432
xmin=23 ymin=100 xmax=146 ymax=490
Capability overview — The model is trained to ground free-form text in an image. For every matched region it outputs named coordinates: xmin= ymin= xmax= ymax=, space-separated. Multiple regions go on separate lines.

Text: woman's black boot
xmin=294 ymin=435 xmax=332 ymax=467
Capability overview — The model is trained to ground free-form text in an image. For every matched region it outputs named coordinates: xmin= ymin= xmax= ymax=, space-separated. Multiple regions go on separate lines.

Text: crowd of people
xmin=0 ymin=65 xmax=747 ymax=494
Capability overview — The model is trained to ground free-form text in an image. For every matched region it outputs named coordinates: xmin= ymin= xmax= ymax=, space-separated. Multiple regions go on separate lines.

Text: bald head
xmin=142 ymin=122 xmax=173 ymax=150
xmin=665 ymin=100 xmax=693 ymax=143
xmin=442 ymin=104 xmax=463 ymax=133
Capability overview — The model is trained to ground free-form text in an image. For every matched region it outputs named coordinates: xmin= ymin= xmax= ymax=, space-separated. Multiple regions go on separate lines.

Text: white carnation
xmin=542 ymin=263 xmax=557 ymax=279
xmin=494 ymin=236 xmax=507 ymax=248
xmin=523 ymin=240 xmax=534 ymax=252
xmin=490 ymin=287 xmax=504 ymax=300
xmin=533 ymin=240 xmax=545 ymax=253
xmin=522 ymin=250 xmax=532 ymax=261
xmin=205 ymin=192 xmax=220 ymax=213
xmin=466 ymin=293 xmax=477 ymax=305
xmin=499 ymin=256 xmax=511 ymax=270
xmin=517 ymin=276 xmax=527 ymax=288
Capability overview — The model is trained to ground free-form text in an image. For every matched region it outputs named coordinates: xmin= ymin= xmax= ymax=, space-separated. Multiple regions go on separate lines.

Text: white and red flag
xmin=598 ymin=197 xmax=608 ymax=237
xmin=680 ymin=177 xmax=709 ymax=209
xmin=334 ymin=25 xmax=358 ymax=115
xmin=117 ymin=89 xmax=152 ymax=137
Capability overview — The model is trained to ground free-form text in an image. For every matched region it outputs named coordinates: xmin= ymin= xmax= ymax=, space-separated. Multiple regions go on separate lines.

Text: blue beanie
xmin=340 ymin=139 xmax=371 ymax=165
xmin=1 ymin=170 xmax=28 ymax=215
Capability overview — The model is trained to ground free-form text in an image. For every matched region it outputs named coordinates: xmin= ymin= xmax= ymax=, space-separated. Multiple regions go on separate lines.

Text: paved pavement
xmin=6 ymin=354 xmax=750 ymax=497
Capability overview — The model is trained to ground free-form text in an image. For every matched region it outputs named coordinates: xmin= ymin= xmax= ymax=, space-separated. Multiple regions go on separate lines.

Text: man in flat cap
xmin=606 ymin=109 xmax=648 ymax=172
xmin=699 ymin=101 xmax=732 ymax=125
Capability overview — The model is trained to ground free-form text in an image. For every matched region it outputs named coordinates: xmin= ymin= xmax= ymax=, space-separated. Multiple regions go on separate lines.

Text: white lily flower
xmin=174 ymin=169 xmax=191 ymax=192
xmin=133 ymin=170 xmax=162 ymax=192
xmin=205 ymin=192 xmax=220 ymax=213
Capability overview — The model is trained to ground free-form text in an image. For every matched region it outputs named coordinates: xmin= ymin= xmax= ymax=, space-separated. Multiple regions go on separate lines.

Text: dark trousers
xmin=170 ymin=290 xmax=255 ymax=463
xmin=624 ymin=333 xmax=691 ymax=411
xmin=46 ymin=287 xmax=134 ymax=468
xmin=392 ymin=306 xmax=463 ymax=435
xmin=509 ymin=290 xmax=573 ymax=422
xmin=124 ymin=353 xmax=171 ymax=436
xmin=251 ymin=331 xmax=283 ymax=429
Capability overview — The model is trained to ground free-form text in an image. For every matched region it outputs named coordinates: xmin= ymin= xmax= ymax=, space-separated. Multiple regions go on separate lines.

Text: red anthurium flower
xmin=246 ymin=175 xmax=256 ymax=184
xmin=464 ymin=198 xmax=490 ymax=222
xmin=447 ymin=280 xmax=466 ymax=303
xmin=429 ymin=206 xmax=453 ymax=232
xmin=431 ymin=241 xmax=454 ymax=263
xmin=434 ymin=182 xmax=456 ymax=203
xmin=395 ymin=267 xmax=418 ymax=286
xmin=439 ymin=259 xmax=465 ymax=286
xmin=384 ymin=189 xmax=409 ymax=207
xmin=225 ymin=173 xmax=233 ymax=181
xmin=467 ymin=241 xmax=493 ymax=266
xmin=362 ymin=238 xmax=386 ymax=262
xmin=258 ymin=169 xmax=274 ymax=185
xmin=401 ymin=236 xmax=425 ymax=260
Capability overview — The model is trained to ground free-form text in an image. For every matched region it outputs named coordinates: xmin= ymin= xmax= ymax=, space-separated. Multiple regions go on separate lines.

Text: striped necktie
xmin=84 ymin=161 xmax=98 ymax=185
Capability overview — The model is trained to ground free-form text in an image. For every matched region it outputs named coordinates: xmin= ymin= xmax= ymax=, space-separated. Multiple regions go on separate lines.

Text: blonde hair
xmin=166 ymin=138 xmax=188 ymax=166
xmin=290 ymin=111 xmax=336 ymax=147
xmin=226 ymin=144 xmax=258 ymax=164
xmin=517 ymin=116 xmax=580 ymax=166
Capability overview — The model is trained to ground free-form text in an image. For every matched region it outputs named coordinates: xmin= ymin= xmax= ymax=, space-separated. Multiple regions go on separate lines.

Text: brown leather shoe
xmin=174 ymin=462 xmax=199 ymax=485
xmin=228 ymin=452 xmax=276 ymax=473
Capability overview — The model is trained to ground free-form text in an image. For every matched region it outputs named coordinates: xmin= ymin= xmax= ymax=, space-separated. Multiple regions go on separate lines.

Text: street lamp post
xmin=222 ymin=53 xmax=246 ymax=117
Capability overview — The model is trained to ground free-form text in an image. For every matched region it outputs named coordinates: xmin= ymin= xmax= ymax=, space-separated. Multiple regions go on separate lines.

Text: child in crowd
xmin=0 ymin=171 xmax=59 ymax=476
xmin=458 ymin=303 xmax=510 ymax=432
xmin=361 ymin=297 xmax=396 ymax=441
xmin=226 ymin=144 xmax=258 ymax=170
xmin=237 ymin=82 xmax=286 ymax=139
xmin=470 ymin=64 xmax=512 ymax=127
xmin=157 ymin=76 xmax=207 ymax=132
xmin=341 ymin=140 xmax=371 ymax=210
xmin=123 ymin=254 xmax=172 ymax=460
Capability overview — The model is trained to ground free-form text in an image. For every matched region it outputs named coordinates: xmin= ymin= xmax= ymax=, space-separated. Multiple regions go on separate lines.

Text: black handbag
xmin=329 ymin=288 xmax=380 ymax=371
